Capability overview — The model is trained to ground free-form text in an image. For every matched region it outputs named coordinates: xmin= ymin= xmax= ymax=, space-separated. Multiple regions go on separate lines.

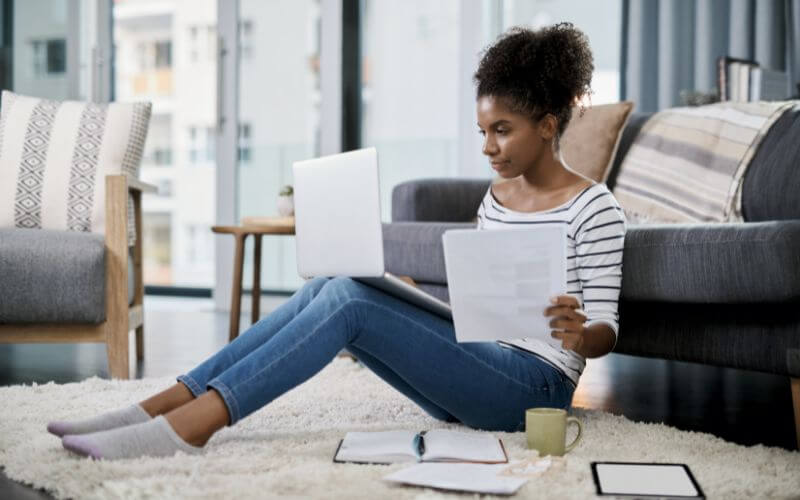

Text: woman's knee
xmin=298 ymin=277 xmax=330 ymax=300
xmin=319 ymin=277 xmax=368 ymax=302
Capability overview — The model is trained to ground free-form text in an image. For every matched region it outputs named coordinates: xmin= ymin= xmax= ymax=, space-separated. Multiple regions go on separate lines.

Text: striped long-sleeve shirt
xmin=476 ymin=182 xmax=626 ymax=386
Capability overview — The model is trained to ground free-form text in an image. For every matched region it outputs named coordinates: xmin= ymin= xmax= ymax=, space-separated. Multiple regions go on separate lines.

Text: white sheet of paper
xmin=384 ymin=463 xmax=529 ymax=495
xmin=442 ymin=226 xmax=567 ymax=345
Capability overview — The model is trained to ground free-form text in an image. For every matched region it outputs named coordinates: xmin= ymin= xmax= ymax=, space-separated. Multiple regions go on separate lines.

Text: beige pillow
xmin=559 ymin=101 xmax=634 ymax=182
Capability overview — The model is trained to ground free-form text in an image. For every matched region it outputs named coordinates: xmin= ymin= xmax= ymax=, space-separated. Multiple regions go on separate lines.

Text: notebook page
xmin=335 ymin=431 xmax=419 ymax=463
xmin=421 ymin=429 xmax=506 ymax=463
xmin=384 ymin=463 xmax=528 ymax=495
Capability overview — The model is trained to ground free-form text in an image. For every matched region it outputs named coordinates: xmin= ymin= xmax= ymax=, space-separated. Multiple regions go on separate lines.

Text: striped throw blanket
xmin=613 ymin=101 xmax=796 ymax=223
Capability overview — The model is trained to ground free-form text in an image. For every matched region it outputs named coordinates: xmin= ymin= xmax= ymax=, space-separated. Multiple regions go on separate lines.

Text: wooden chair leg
xmin=136 ymin=325 xmax=144 ymax=361
xmin=106 ymin=327 xmax=130 ymax=379
xmin=791 ymin=378 xmax=800 ymax=450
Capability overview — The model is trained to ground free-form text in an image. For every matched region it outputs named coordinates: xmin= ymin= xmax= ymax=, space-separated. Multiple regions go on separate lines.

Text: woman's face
xmin=476 ymin=95 xmax=553 ymax=179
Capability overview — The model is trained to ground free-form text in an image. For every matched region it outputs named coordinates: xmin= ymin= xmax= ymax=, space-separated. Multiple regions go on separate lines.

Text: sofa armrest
xmin=391 ymin=178 xmax=491 ymax=222
xmin=622 ymin=220 xmax=800 ymax=303
xmin=383 ymin=222 xmax=476 ymax=283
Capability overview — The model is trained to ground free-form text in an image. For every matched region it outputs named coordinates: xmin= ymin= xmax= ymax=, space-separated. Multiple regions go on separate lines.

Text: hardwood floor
xmin=1 ymin=295 xmax=796 ymax=499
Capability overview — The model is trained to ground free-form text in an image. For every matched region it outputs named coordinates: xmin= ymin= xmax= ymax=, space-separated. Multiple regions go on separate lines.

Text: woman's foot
xmin=47 ymin=404 xmax=151 ymax=437
xmin=61 ymin=389 xmax=230 ymax=460
xmin=47 ymin=382 xmax=195 ymax=437
xmin=61 ymin=416 xmax=203 ymax=460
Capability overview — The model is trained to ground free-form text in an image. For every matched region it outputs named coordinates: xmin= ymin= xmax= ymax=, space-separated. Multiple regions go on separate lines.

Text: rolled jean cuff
xmin=207 ymin=379 xmax=241 ymax=425
xmin=177 ymin=374 xmax=205 ymax=398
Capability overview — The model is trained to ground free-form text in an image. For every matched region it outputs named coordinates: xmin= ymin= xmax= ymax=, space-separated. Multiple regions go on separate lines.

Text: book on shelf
xmin=718 ymin=55 xmax=789 ymax=102
xmin=758 ymin=67 xmax=790 ymax=101
xmin=333 ymin=429 xmax=508 ymax=465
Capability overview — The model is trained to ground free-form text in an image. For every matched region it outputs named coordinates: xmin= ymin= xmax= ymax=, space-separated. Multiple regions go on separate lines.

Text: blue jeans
xmin=178 ymin=277 xmax=575 ymax=432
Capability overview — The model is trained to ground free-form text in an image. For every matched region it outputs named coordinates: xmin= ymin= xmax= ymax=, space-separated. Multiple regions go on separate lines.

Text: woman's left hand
xmin=544 ymin=294 xmax=587 ymax=352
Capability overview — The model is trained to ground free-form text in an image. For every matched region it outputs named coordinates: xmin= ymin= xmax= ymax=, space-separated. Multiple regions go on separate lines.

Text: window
xmin=238 ymin=123 xmax=252 ymax=164
xmin=155 ymin=40 xmax=172 ymax=68
xmin=142 ymin=115 xmax=173 ymax=167
xmin=206 ymin=25 xmax=216 ymax=61
xmin=189 ymin=26 xmax=198 ymax=62
xmin=188 ymin=126 xmax=215 ymax=165
xmin=500 ymin=0 xmax=621 ymax=104
xmin=156 ymin=178 xmax=173 ymax=197
xmin=114 ymin=0 xmax=217 ymax=288
xmin=142 ymin=213 xmax=172 ymax=285
xmin=187 ymin=24 xmax=215 ymax=64
xmin=31 ymin=38 xmax=66 ymax=76
xmin=361 ymin=0 xmax=460 ymax=220
xmin=237 ymin=0 xmax=321 ymax=292
xmin=239 ymin=19 xmax=253 ymax=59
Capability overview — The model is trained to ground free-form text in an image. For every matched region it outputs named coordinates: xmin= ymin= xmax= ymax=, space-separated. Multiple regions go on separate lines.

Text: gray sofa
xmin=382 ymin=110 xmax=800 ymax=444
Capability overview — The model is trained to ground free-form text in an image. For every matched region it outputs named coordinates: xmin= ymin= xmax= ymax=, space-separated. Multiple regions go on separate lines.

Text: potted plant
xmin=277 ymin=185 xmax=294 ymax=216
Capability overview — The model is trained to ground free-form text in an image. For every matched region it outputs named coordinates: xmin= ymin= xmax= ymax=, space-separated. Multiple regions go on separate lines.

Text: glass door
xmin=236 ymin=0 xmax=321 ymax=293
xmin=361 ymin=0 xmax=461 ymax=221
xmin=113 ymin=0 xmax=218 ymax=288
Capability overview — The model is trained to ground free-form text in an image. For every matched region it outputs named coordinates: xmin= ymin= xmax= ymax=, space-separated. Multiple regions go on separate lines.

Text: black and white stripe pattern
xmin=477 ymin=182 xmax=626 ymax=385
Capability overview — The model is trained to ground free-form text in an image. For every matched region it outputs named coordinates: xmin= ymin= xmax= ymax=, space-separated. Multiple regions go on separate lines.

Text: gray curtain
xmin=622 ymin=0 xmax=800 ymax=112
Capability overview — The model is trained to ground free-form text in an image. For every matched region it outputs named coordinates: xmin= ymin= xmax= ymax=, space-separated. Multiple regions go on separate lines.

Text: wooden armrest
xmin=125 ymin=174 xmax=157 ymax=194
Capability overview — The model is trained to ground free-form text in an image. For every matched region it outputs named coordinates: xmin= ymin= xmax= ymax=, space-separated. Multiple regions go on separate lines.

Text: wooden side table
xmin=212 ymin=221 xmax=295 ymax=342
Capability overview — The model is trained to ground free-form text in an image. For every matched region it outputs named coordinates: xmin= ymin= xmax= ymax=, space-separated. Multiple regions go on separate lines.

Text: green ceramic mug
xmin=525 ymin=407 xmax=583 ymax=456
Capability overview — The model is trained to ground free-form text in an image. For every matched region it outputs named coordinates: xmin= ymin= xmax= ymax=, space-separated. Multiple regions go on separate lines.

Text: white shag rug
xmin=1 ymin=358 xmax=799 ymax=500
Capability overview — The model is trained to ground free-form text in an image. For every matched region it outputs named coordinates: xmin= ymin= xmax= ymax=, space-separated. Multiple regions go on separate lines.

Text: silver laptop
xmin=293 ymin=147 xmax=452 ymax=320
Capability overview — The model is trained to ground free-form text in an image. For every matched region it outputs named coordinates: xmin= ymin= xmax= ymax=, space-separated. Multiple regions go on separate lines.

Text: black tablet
xmin=591 ymin=462 xmax=705 ymax=498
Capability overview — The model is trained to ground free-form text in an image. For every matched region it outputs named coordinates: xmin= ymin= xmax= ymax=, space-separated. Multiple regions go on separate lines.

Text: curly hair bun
xmin=474 ymin=22 xmax=594 ymax=136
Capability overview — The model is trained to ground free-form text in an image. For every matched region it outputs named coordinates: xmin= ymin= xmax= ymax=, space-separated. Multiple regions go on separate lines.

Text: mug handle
xmin=564 ymin=416 xmax=583 ymax=453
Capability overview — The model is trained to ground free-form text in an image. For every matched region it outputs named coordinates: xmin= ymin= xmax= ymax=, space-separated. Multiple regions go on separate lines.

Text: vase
xmin=277 ymin=194 xmax=294 ymax=216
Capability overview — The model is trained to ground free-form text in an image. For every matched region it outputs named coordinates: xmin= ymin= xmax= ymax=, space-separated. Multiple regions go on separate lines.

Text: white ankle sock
xmin=61 ymin=415 xmax=203 ymax=460
xmin=47 ymin=404 xmax=151 ymax=437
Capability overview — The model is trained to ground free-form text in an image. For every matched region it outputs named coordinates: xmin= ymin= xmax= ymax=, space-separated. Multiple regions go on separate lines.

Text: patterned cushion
xmin=0 ymin=91 xmax=151 ymax=243
xmin=612 ymin=101 xmax=794 ymax=224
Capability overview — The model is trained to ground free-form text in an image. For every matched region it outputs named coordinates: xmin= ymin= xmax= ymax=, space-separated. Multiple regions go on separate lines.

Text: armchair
xmin=0 ymin=91 xmax=153 ymax=379
xmin=0 ymin=175 xmax=156 ymax=379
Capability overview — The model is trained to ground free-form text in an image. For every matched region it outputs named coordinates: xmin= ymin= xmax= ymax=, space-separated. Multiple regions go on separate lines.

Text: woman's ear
xmin=539 ymin=114 xmax=558 ymax=142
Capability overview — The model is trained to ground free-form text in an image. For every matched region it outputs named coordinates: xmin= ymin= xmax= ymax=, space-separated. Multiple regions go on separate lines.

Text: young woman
xmin=48 ymin=23 xmax=625 ymax=460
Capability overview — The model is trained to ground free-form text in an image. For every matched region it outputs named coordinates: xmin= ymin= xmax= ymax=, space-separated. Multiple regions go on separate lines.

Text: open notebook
xmin=333 ymin=429 xmax=508 ymax=465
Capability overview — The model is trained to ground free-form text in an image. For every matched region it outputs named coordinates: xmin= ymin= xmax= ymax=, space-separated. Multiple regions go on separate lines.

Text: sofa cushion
xmin=391 ymin=180 xmax=490 ymax=223
xmin=559 ymin=101 xmax=634 ymax=183
xmin=742 ymin=104 xmax=800 ymax=221
xmin=383 ymin=222 xmax=475 ymax=283
xmin=621 ymin=221 xmax=800 ymax=303
xmin=612 ymin=101 xmax=794 ymax=224
xmin=604 ymin=113 xmax=652 ymax=192
xmin=384 ymin=220 xmax=800 ymax=304
xmin=0 ymin=228 xmax=106 ymax=323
